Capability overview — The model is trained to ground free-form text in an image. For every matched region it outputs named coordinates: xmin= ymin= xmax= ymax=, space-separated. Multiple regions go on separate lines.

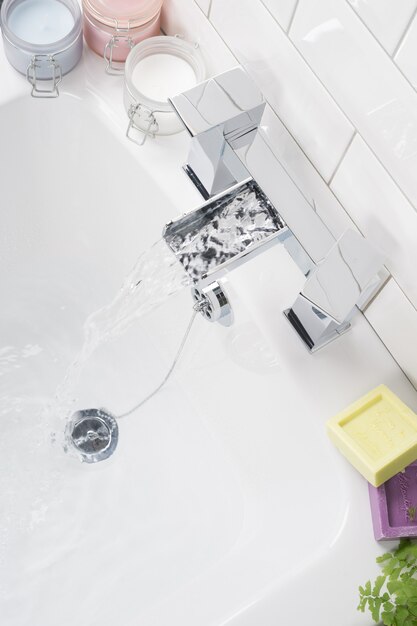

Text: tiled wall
xmin=161 ymin=0 xmax=417 ymax=388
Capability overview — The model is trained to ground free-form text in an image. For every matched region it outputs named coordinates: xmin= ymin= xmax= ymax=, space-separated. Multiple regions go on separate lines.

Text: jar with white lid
xmin=124 ymin=36 xmax=206 ymax=145
xmin=82 ymin=0 xmax=163 ymax=74
xmin=0 ymin=0 xmax=83 ymax=97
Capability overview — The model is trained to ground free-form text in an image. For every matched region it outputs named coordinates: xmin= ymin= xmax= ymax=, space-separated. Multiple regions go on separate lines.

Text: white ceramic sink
xmin=1 ymin=46 xmax=416 ymax=626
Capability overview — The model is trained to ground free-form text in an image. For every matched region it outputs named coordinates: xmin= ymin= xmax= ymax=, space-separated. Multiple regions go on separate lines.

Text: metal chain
xmin=117 ymin=301 xmax=205 ymax=419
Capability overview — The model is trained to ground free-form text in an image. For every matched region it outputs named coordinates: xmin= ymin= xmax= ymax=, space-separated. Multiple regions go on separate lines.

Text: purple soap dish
xmin=369 ymin=461 xmax=417 ymax=540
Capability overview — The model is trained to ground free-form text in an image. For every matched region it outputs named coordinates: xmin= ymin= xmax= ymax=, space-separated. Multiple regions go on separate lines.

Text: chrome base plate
xmin=284 ymin=308 xmax=351 ymax=353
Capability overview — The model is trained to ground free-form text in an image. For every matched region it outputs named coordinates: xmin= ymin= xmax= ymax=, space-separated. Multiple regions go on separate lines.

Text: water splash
xmin=80 ymin=239 xmax=188 ymax=361
xmin=54 ymin=239 xmax=189 ymax=429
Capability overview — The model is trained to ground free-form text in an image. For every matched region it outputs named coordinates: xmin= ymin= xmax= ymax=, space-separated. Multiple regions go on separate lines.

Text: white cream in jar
xmin=131 ymin=53 xmax=198 ymax=102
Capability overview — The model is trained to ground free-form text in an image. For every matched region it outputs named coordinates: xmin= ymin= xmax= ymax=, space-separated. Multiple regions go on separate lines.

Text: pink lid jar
xmin=82 ymin=0 xmax=163 ymax=73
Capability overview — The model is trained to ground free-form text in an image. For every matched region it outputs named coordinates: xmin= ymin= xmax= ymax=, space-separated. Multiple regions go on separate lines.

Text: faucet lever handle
xmin=286 ymin=230 xmax=387 ymax=352
xmin=303 ymin=229 xmax=385 ymax=323
xmin=169 ymin=66 xmax=265 ymax=138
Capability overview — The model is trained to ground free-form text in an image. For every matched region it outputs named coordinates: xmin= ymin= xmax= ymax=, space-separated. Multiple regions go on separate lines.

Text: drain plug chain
xmin=67 ymin=299 xmax=211 ymax=462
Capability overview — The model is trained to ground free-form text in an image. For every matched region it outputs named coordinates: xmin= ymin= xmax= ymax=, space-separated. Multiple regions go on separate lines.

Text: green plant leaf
xmin=370 ymin=597 xmax=383 ymax=622
xmin=391 ymin=567 xmax=404 ymax=582
xmin=383 ymin=562 xmax=398 ymax=577
xmin=377 ymin=553 xmax=393 ymax=564
xmin=381 ymin=610 xmax=396 ymax=625
xmin=395 ymin=606 xmax=411 ymax=626
xmin=394 ymin=591 xmax=408 ymax=606
xmin=409 ymin=604 xmax=417 ymax=618
xmin=373 ymin=575 xmax=387 ymax=596
xmin=396 ymin=539 xmax=417 ymax=566
xmin=401 ymin=581 xmax=417 ymax=599
xmin=387 ymin=581 xmax=403 ymax=595
xmin=408 ymin=544 xmax=417 ymax=559
xmin=385 ymin=559 xmax=402 ymax=576
xmin=357 ymin=541 xmax=417 ymax=625
xmin=402 ymin=567 xmax=416 ymax=578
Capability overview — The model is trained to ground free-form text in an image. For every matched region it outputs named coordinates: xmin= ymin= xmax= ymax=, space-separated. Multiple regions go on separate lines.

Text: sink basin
xmin=1 ymin=50 xmax=416 ymax=626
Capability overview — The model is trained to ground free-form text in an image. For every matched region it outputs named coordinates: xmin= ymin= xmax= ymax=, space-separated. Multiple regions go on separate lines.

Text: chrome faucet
xmin=164 ymin=67 xmax=388 ymax=352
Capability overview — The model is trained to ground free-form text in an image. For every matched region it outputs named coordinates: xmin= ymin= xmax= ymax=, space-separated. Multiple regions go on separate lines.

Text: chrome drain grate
xmin=66 ymin=408 xmax=118 ymax=463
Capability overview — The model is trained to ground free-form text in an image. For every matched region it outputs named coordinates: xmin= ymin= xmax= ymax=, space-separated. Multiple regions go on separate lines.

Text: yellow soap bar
xmin=327 ymin=385 xmax=417 ymax=487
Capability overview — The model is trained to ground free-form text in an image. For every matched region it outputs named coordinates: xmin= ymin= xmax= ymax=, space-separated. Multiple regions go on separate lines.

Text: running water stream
xmin=50 ymin=239 xmax=189 ymax=454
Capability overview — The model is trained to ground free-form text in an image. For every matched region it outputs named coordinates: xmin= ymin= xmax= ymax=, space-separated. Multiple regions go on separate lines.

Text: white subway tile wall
xmin=161 ymin=0 xmax=236 ymax=76
xmin=366 ymin=280 xmax=417 ymax=389
xmin=346 ymin=0 xmax=417 ymax=55
xmin=395 ymin=13 xmax=417 ymax=87
xmin=161 ymin=0 xmax=417 ymax=388
xmin=194 ymin=0 xmax=211 ymax=17
xmin=290 ymin=0 xmax=417 ymax=208
xmin=331 ymin=136 xmax=417 ymax=310
xmin=260 ymin=0 xmax=298 ymax=32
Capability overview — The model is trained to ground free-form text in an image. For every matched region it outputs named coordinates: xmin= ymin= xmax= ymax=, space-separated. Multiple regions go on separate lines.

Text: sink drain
xmin=66 ymin=408 xmax=118 ymax=463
